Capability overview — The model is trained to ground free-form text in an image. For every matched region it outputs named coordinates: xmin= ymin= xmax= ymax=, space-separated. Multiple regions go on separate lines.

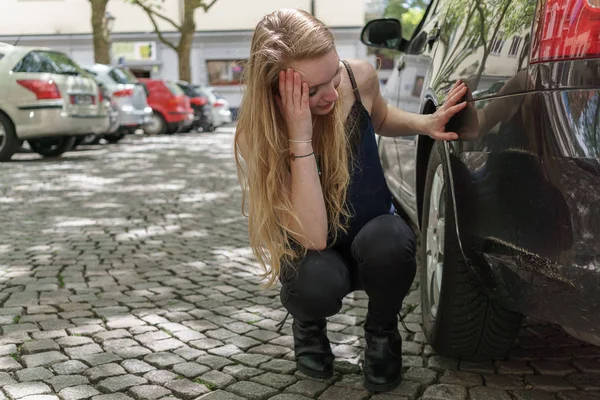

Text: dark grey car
xmin=362 ymin=0 xmax=600 ymax=360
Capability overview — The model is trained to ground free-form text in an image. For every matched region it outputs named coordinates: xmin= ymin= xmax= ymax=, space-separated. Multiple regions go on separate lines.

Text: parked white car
xmin=0 ymin=43 xmax=108 ymax=161
xmin=194 ymin=85 xmax=232 ymax=127
xmin=82 ymin=64 xmax=152 ymax=143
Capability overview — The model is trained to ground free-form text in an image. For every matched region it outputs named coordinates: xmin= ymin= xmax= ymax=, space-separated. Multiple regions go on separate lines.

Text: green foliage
xmin=384 ymin=0 xmax=427 ymax=39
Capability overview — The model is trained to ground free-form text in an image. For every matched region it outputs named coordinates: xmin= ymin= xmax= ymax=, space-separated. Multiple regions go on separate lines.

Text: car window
xmin=408 ymin=0 xmax=440 ymax=40
xmin=165 ymin=81 xmax=184 ymax=96
xmin=12 ymin=51 xmax=82 ymax=75
xmin=211 ymin=90 xmax=224 ymax=99
xmin=108 ymin=67 xmax=138 ymax=84
xmin=177 ymin=83 xmax=196 ymax=97
xmin=197 ymin=87 xmax=217 ymax=102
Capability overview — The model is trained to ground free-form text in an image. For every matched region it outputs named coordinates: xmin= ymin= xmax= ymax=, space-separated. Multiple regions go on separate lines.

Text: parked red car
xmin=138 ymin=79 xmax=193 ymax=135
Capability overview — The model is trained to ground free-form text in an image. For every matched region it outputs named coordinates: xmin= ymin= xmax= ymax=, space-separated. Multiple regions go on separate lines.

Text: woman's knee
xmin=351 ymin=214 xmax=416 ymax=268
xmin=280 ymin=249 xmax=350 ymax=321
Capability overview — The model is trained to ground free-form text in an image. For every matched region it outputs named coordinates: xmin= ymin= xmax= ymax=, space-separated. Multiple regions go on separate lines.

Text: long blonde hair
xmin=234 ymin=9 xmax=352 ymax=287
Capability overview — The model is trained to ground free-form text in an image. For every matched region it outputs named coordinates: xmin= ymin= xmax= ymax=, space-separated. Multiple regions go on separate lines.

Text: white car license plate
xmin=72 ymin=94 xmax=94 ymax=105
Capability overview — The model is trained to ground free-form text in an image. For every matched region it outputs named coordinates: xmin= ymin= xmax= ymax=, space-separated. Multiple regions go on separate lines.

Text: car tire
xmin=104 ymin=133 xmax=125 ymax=144
xmin=420 ymin=142 xmax=522 ymax=361
xmin=81 ymin=134 xmax=101 ymax=145
xmin=166 ymin=124 xmax=179 ymax=135
xmin=0 ymin=113 xmax=18 ymax=161
xmin=71 ymin=136 xmax=85 ymax=150
xmin=28 ymin=136 xmax=76 ymax=158
xmin=144 ymin=111 xmax=167 ymax=135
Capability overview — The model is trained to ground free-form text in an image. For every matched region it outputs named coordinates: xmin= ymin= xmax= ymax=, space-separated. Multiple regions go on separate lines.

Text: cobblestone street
xmin=1 ymin=128 xmax=600 ymax=400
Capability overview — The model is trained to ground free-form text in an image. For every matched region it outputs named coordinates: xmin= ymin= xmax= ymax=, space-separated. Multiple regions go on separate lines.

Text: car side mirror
xmin=361 ymin=19 xmax=406 ymax=51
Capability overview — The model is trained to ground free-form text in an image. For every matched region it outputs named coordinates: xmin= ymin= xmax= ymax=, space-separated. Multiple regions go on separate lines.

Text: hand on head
xmin=275 ymin=68 xmax=314 ymax=142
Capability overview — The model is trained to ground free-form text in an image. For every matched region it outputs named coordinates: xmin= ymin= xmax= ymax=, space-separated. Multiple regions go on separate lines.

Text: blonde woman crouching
xmin=234 ymin=8 xmax=467 ymax=392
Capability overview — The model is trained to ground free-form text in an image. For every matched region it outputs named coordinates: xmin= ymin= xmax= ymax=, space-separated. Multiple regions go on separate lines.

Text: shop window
xmin=207 ymin=60 xmax=247 ymax=86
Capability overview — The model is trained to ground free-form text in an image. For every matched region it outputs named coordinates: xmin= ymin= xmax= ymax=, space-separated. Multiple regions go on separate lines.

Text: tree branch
xmin=190 ymin=0 xmax=218 ymax=12
xmin=131 ymin=0 xmax=182 ymax=31
xmin=137 ymin=5 xmax=178 ymax=51
xmin=201 ymin=0 xmax=218 ymax=12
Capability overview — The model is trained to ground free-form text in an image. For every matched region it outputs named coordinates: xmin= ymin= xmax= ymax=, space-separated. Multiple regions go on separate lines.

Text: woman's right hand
xmin=275 ymin=68 xmax=313 ymax=141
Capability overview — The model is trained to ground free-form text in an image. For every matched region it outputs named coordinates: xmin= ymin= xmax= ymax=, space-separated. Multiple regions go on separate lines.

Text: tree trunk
xmin=177 ymin=0 xmax=197 ymax=82
xmin=90 ymin=0 xmax=110 ymax=64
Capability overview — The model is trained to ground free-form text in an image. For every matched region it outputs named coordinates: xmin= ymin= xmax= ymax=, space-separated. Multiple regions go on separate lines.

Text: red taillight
xmin=17 ymin=79 xmax=61 ymax=100
xmin=531 ymin=0 xmax=600 ymax=63
xmin=191 ymin=97 xmax=208 ymax=106
xmin=112 ymin=89 xmax=134 ymax=97
xmin=98 ymin=88 xmax=104 ymax=103
xmin=213 ymin=100 xmax=225 ymax=107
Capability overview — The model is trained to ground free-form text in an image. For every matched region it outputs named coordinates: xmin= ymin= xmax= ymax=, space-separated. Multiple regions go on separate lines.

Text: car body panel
xmin=83 ymin=64 xmax=152 ymax=130
xmin=177 ymin=81 xmax=214 ymax=131
xmin=371 ymin=0 xmax=600 ymax=339
xmin=194 ymin=85 xmax=233 ymax=126
xmin=0 ymin=45 xmax=108 ymax=139
xmin=138 ymin=78 xmax=190 ymax=124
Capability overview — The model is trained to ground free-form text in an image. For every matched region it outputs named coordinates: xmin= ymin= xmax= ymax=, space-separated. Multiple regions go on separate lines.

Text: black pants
xmin=280 ymin=214 xmax=417 ymax=323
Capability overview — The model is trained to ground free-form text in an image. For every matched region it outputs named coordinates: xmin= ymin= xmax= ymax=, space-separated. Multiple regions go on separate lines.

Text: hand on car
xmin=275 ymin=68 xmax=313 ymax=141
xmin=425 ymin=80 xmax=468 ymax=141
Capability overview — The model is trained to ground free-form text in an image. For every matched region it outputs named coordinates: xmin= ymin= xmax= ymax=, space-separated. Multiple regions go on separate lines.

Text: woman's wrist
xmin=289 ymin=142 xmax=313 ymax=151
xmin=289 ymin=142 xmax=313 ymax=160
xmin=419 ymin=114 xmax=435 ymax=137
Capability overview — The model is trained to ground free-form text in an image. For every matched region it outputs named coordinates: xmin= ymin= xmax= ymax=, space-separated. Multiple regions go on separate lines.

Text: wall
xmin=0 ymin=0 xmax=179 ymax=35
xmin=0 ymin=0 xmax=364 ymax=36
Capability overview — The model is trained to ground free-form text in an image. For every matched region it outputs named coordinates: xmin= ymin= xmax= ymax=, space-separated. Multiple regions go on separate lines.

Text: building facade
xmin=0 ymin=0 xmax=367 ymax=109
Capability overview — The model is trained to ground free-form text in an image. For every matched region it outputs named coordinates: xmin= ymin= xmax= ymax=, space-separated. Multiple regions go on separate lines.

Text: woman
xmin=234 ymin=8 xmax=467 ymax=392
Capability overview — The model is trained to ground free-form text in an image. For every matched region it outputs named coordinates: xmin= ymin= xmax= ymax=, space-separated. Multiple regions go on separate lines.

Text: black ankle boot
xmin=292 ymin=318 xmax=334 ymax=379
xmin=363 ymin=314 xmax=403 ymax=392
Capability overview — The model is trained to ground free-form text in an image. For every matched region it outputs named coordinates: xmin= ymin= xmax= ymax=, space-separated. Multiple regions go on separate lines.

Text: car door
xmin=393 ymin=0 xmax=448 ymax=214
xmin=378 ymin=61 xmax=404 ymax=201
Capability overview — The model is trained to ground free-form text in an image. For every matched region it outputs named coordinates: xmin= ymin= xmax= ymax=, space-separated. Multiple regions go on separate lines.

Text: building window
xmin=490 ymin=31 xmax=506 ymax=55
xmin=207 ymin=60 xmax=247 ymax=86
xmin=508 ymin=36 xmax=522 ymax=57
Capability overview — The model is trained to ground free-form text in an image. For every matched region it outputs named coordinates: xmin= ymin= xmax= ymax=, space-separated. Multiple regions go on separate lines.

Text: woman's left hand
xmin=425 ymin=80 xmax=468 ymax=141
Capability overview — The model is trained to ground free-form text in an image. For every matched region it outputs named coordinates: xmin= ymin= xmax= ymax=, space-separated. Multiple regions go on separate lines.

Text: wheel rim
xmin=145 ymin=114 xmax=162 ymax=135
xmin=0 ymin=123 xmax=6 ymax=150
xmin=426 ymin=165 xmax=446 ymax=318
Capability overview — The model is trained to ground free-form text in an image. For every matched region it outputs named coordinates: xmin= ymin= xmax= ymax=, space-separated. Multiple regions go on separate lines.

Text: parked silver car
xmin=0 ymin=43 xmax=109 ymax=160
xmin=82 ymin=64 xmax=152 ymax=142
xmin=72 ymin=77 xmax=121 ymax=149
xmin=194 ymin=85 xmax=233 ymax=127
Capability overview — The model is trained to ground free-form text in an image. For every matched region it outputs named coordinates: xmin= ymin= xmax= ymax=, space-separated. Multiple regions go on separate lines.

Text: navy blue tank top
xmin=330 ymin=61 xmax=394 ymax=246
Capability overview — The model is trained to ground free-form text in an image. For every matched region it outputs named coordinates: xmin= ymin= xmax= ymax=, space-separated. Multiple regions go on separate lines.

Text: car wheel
xmin=28 ymin=137 xmax=76 ymax=158
xmin=81 ymin=134 xmax=101 ymax=145
xmin=0 ymin=113 xmax=18 ymax=161
xmin=166 ymin=124 xmax=179 ymax=135
xmin=420 ymin=142 xmax=522 ymax=361
xmin=144 ymin=112 xmax=167 ymax=135
xmin=104 ymin=133 xmax=125 ymax=144
xmin=71 ymin=136 xmax=85 ymax=150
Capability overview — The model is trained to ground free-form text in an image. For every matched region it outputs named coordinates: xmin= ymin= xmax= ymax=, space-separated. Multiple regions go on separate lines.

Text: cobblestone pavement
xmin=1 ymin=128 xmax=600 ymax=400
